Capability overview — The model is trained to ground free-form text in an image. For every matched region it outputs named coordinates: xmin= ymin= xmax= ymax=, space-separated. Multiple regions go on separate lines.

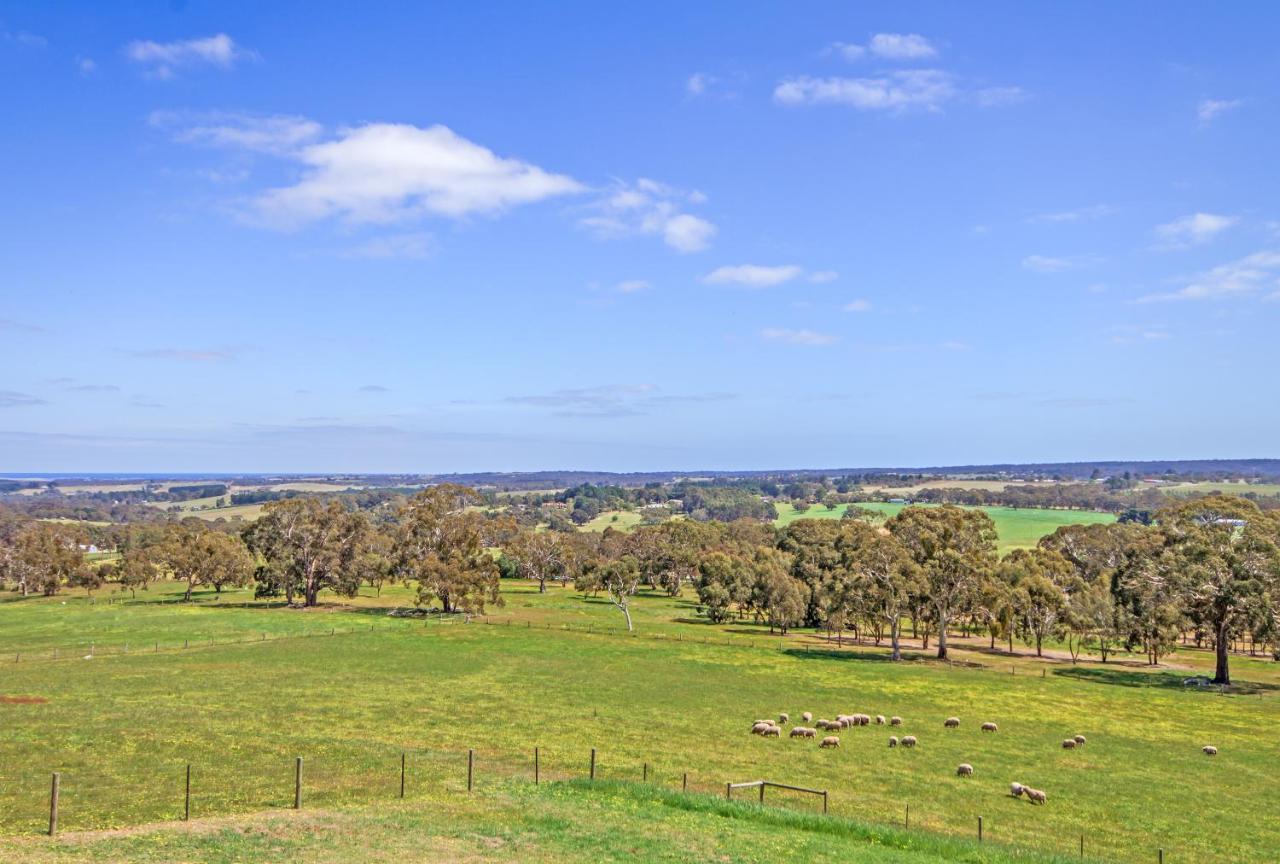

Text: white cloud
xmin=703 ymin=264 xmax=803 ymax=288
xmin=580 ymin=178 xmax=715 ymax=253
xmin=775 ymin=70 xmax=956 ymax=111
xmin=340 ymin=232 xmax=433 ymax=259
xmin=686 ymin=73 xmax=713 ymax=96
xmin=828 ymin=42 xmax=867 ymax=61
xmin=249 ymin=123 xmax=583 ymax=228
xmin=125 ymin=33 xmax=246 ymax=78
xmin=1031 ymin=204 xmax=1113 ymax=223
xmin=2 ymin=29 xmax=47 ymax=48
xmin=1153 ymin=212 xmax=1237 ymax=248
xmin=808 ymin=270 xmax=839 ymax=283
xmin=1139 ymin=250 xmax=1280 ymax=302
xmin=1198 ymin=98 xmax=1244 ymax=124
xmin=1022 ymin=255 xmax=1073 ymax=273
xmin=843 ymin=299 xmax=871 ymax=312
xmin=761 ymin=328 xmax=837 ymax=346
xmin=869 ymin=33 xmax=938 ymax=59
xmin=151 ymin=111 xmax=323 ymax=155
xmin=76 ymin=56 xmax=96 ymax=74
xmin=615 ymin=279 xmax=650 ymax=294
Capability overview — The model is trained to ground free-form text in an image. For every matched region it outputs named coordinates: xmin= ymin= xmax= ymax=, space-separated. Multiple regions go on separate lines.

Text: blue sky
xmin=2 ymin=1 xmax=1278 ymax=473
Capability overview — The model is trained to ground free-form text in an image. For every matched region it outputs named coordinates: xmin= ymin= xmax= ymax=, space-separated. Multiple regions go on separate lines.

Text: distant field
xmin=580 ymin=509 xmax=643 ymax=532
xmin=1158 ymin=481 xmax=1280 ymax=497
xmin=186 ymin=502 xmax=266 ymax=522
xmin=860 ymin=479 xmax=1037 ymax=495
xmin=773 ymin=503 xmax=1115 ymax=551
xmin=0 ymin=580 xmax=1273 ymax=863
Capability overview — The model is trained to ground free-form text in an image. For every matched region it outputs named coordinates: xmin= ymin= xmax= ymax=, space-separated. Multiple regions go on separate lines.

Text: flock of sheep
xmin=748 ymin=710 xmax=1224 ymax=806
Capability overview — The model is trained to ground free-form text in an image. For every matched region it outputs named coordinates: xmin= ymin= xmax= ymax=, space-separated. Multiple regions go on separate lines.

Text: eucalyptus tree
xmin=244 ymin=497 xmax=368 ymax=607
xmin=393 ymin=485 xmax=501 ymax=614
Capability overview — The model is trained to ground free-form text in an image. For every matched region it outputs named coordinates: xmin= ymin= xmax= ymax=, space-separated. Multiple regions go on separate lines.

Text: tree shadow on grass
xmin=1053 ymin=666 xmax=1280 ymax=695
xmin=782 ymin=647 xmax=939 ymax=664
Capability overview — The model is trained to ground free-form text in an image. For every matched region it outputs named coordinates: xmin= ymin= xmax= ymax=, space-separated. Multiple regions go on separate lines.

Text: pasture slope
xmin=0 ymin=581 xmax=1275 ymax=863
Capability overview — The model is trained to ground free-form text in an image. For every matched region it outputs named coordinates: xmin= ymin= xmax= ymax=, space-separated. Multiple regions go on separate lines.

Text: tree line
xmin=2 ymin=489 xmax=1277 ymax=685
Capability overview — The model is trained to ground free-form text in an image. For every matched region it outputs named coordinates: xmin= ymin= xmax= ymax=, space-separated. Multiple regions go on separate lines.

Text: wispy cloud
xmin=126 ymin=347 xmax=234 ymax=362
xmin=1198 ymin=98 xmax=1244 ymax=124
xmin=843 ymin=299 xmax=871 ymax=312
xmin=1021 ymin=255 xmax=1073 ymax=273
xmin=1109 ymin=324 xmax=1172 ymax=344
xmin=359 ymin=384 xmax=390 ymax=393
xmin=1152 ymin=212 xmax=1237 ymax=248
xmin=775 ymin=70 xmax=956 ymax=112
xmin=0 ymin=390 xmax=46 ymax=408
xmin=150 ymin=111 xmax=322 ymax=155
xmin=125 ymin=33 xmax=248 ymax=78
xmin=2 ymin=28 xmax=47 ymax=48
xmin=580 ymin=178 xmax=715 ymax=253
xmin=829 ymin=33 xmax=938 ymax=62
xmin=703 ymin=264 xmax=803 ymax=288
xmin=1138 ymin=250 xmax=1280 ymax=302
xmin=340 ymin=232 xmax=433 ymax=260
xmin=503 ymin=384 xmax=734 ymax=418
xmin=67 ymin=384 xmax=120 ymax=393
xmin=686 ymin=72 xmax=714 ymax=96
xmin=808 ymin=270 xmax=839 ymax=283
xmin=760 ymin=328 xmax=837 ymax=346
xmin=0 ymin=318 xmax=43 ymax=333
xmin=614 ymin=279 xmax=650 ymax=294
xmin=1030 ymin=204 xmax=1113 ymax=224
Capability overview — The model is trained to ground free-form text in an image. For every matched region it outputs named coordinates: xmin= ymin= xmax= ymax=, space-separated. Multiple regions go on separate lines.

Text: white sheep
xmin=761 ymin=725 xmax=781 ymax=738
xmin=750 ymin=721 xmax=772 ymax=735
xmin=1073 ymin=734 xmax=1086 ymax=746
xmin=1024 ymin=787 xmax=1047 ymax=805
xmin=1010 ymin=782 xmax=1024 ymax=797
xmin=801 ymin=711 xmax=813 ymax=723
xmin=819 ymin=735 xmax=840 ymax=748
xmin=789 ymin=726 xmax=816 ymax=739
xmin=890 ymin=716 xmax=903 ymax=726
xmin=1203 ymin=745 xmax=1218 ymax=756
xmin=888 ymin=736 xmax=898 ymax=748
xmin=956 ymin=763 xmax=973 ymax=777
xmin=779 ymin=712 xmax=789 ymax=725
xmin=901 ymin=735 xmax=917 ymax=748
xmin=1062 ymin=738 xmax=1077 ymax=750
xmin=875 ymin=714 xmax=886 ymax=725
xmin=944 ymin=717 xmax=960 ymax=728
xmin=981 ymin=722 xmax=998 ymax=733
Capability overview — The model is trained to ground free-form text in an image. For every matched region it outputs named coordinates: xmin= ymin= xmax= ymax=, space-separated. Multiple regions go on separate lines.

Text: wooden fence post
xmin=978 ymin=815 xmax=983 ymax=842
xmin=589 ymin=748 xmax=596 ymax=780
xmin=682 ymin=771 xmax=688 ymax=792
xmin=758 ymin=783 xmax=765 ymax=804
xmin=725 ymin=782 xmax=731 ymax=800
xmin=534 ymin=747 xmax=540 ymax=785
xmin=400 ymin=752 xmax=406 ymax=798
xmin=822 ymin=789 xmax=828 ymax=814
xmin=643 ymin=762 xmax=648 ymax=782
xmin=294 ymin=757 xmax=303 ymax=809
xmin=905 ymin=803 xmax=910 ymax=829
xmin=1158 ymin=850 xmax=1163 ymax=864
xmin=184 ymin=764 xmax=191 ymax=820
xmin=1080 ymin=833 xmax=1084 ymax=857
xmin=48 ymin=773 xmax=60 ymax=836
xmin=467 ymin=749 xmax=474 ymax=791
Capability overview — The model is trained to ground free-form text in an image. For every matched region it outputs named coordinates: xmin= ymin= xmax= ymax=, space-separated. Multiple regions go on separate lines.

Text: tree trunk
xmin=1213 ymin=623 xmax=1231 ymax=685
xmin=890 ymin=617 xmax=901 ymax=661
xmin=621 ymin=603 xmax=633 ymax=631
xmin=538 ymin=577 xmax=546 ymax=594
xmin=936 ymin=616 xmax=949 ymax=660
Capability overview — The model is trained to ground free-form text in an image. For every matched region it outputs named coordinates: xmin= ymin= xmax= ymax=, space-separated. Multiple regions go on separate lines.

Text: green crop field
xmin=773 ymin=503 xmax=1116 ymax=552
xmin=0 ymin=580 xmax=1275 ymax=863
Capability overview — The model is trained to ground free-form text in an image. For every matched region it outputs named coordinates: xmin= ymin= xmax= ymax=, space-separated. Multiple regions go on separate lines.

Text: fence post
xmin=905 ymin=804 xmax=910 ymax=829
xmin=534 ymin=747 xmax=540 ymax=785
xmin=725 ymin=782 xmax=731 ymax=800
xmin=643 ymin=762 xmax=648 ymax=783
xmin=1158 ymin=850 xmax=1163 ymax=864
xmin=682 ymin=771 xmax=688 ymax=792
xmin=400 ymin=752 xmax=406 ymax=798
xmin=294 ymin=757 xmax=303 ymax=809
xmin=758 ymin=783 xmax=765 ymax=804
xmin=978 ymin=815 xmax=983 ymax=842
xmin=1080 ymin=833 xmax=1084 ymax=857
xmin=184 ymin=764 xmax=191 ymax=820
xmin=589 ymin=748 xmax=596 ymax=780
xmin=48 ymin=773 xmax=60 ymax=836
xmin=467 ymin=749 xmax=474 ymax=791
xmin=822 ymin=789 xmax=828 ymax=814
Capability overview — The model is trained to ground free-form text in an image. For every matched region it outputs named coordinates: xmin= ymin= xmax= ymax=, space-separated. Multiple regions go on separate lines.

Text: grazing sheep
xmin=875 ymin=715 xmax=886 ymax=725
xmin=1073 ymin=734 xmax=1086 ymax=746
xmin=890 ymin=716 xmax=903 ymax=726
xmin=835 ymin=715 xmax=853 ymax=728
xmin=750 ymin=722 xmax=772 ymax=735
xmin=981 ymin=722 xmax=998 ymax=733
xmin=1010 ymin=782 xmax=1025 ymax=798
xmin=819 ymin=736 xmax=840 ymax=748
xmin=1024 ymin=787 xmax=1047 ymax=805
xmin=761 ymin=725 xmax=781 ymax=738
xmin=1062 ymin=739 xmax=1077 ymax=750
xmin=779 ymin=712 xmax=789 ymax=725
xmin=888 ymin=736 xmax=899 ymax=748
xmin=901 ymin=735 xmax=918 ymax=748
xmin=802 ymin=711 xmax=813 ymax=723
xmin=858 ymin=714 xmax=872 ymax=726
xmin=956 ymin=763 xmax=974 ymax=777
xmin=944 ymin=717 xmax=960 ymax=728
xmin=790 ymin=726 xmax=816 ymax=739
xmin=1203 ymin=745 xmax=1218 ymax=756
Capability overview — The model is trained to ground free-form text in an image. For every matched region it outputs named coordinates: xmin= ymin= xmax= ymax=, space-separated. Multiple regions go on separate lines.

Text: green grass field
xmin=0 ymin=580 xmax=1275 ymax=863
xmin=773 ymin=503 xmax=1116 ymax=552
xmin=580 ymin=510 xmax=644 ymax=532
xmin=1156 ymin=481 xmax=1280 ymax=497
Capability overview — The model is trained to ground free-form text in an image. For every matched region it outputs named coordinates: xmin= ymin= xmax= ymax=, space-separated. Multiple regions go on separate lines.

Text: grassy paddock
xmin=0 ymin=581 xmax=1275 ymax=862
